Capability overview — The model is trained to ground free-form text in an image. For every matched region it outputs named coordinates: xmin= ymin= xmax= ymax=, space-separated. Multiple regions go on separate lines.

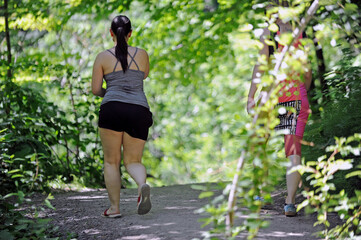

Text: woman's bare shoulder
xmin=98 ymin=49 xmax=113 ymax=57
xmin=135 ymin=47 xmax=148 ymax=56
xmin=95 ymin=49 xmax=113 ymax=61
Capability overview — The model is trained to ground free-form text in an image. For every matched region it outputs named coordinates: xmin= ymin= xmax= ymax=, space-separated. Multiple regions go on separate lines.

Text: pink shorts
xmin=276 ymin=84 xmax=310 ymax=157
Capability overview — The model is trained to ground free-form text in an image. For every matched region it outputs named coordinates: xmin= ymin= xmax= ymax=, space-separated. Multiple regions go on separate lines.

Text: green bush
xmin=1 ymin=125 xmax=59 ymax=239
xmin=0 ymin=81 xmax=65 ymax=193
xmin=299 ymin=134 xmax=361 ymax=239
xmin=0 ymin=191 xmax=58 ymax=240
xmin=303 ymin=48 xmax=361 ymax=195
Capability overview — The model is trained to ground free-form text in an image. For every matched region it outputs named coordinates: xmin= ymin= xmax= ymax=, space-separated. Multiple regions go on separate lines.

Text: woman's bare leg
xmin=285 ymin=154 xmax=301 ymax=204
xmin=99 ymin=128 xmax=123 ymax=214
xmin=122 ymin=132 xmax=147 ymax=194
xmin=122 ymin=132 xmax=151 ymax=214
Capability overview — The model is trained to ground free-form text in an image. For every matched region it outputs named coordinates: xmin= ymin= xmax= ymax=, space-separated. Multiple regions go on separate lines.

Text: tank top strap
xmin=128 ymin=47 xmax=140 ymax=71
xmin=107 ymin=49 xmax=116 ymax=57
xmin=107 ymin=49 xmax=119 ymax=72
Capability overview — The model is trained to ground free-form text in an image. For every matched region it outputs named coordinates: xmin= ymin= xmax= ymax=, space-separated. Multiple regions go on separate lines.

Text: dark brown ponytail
xmin=111 ymin=15 xmax=132 ymax=73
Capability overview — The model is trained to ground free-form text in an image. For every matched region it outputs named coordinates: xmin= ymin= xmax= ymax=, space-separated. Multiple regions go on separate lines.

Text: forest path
xmin=38 ymin=183 xmax=334 ymax=240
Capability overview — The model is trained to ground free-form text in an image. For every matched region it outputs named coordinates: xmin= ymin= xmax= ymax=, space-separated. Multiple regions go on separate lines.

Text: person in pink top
xmin=247 ymin=15 xmax=312 ymax=216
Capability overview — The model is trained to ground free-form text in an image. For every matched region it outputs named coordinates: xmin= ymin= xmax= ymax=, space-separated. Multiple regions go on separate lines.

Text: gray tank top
xmin=101 ymin=48 xmax=150 ymax=109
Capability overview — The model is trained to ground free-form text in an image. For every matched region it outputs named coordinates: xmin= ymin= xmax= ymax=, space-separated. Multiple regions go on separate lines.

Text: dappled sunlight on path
xmin=36 ymin=184 xmax=326 ymax=239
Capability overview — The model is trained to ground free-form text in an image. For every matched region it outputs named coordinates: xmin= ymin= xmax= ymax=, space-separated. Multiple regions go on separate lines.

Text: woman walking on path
xmin=247 ymin=15 xmax=312 ymax=217
xmin=92 ymin=15 xmax=153 ymax=218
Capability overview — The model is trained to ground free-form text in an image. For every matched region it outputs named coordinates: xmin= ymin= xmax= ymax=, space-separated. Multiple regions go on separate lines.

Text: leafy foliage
xmin=298 ymin=134 xmax=361 ymax=239
xmin=1 ymin=0 xmax=361 ymax=239
xmin=303 ymin=47 xmax=361 ymax=195
xmin=0 ymin=81 xmax=63 ymax=193
xmin=0 ymin=192 xmax=58 ymax=240
xmin=0 ymin=127 xmax=59 ymax=239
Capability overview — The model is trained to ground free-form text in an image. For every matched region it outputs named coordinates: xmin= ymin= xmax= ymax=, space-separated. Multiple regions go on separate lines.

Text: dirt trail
xmin=38 ymin=183 xmax=334 ymax=240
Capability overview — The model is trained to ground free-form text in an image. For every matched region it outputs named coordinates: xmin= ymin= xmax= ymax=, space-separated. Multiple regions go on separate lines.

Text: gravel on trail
xmin=35 ymin=183 xmax=338 ymax=240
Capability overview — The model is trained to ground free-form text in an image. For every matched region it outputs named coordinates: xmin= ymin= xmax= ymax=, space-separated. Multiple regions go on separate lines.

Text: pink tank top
xmin=276 ymin=32 xmax=306 ymax=103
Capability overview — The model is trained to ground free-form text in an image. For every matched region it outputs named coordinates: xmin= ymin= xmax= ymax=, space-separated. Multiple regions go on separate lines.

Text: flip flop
xmin=101 ymin=209 xmax=122 ymax=218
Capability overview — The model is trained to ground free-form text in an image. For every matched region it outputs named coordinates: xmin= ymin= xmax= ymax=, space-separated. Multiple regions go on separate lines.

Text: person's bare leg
xmin=285 ymin=154 xmax=301 ymax=204
xmin=100 ymin=128 xmax=123 ymax=214
xmin=127 ymin=163 xmax=147 ymax=194
xmin=122 ymin=132 xmax=151 ymax=214
xmin=122 ymin=132 xmax=147 ymax=194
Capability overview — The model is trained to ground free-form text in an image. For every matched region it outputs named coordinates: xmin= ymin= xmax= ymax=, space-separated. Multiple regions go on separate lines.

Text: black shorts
xmin=98 ymin=101 xmax=153 ymax=141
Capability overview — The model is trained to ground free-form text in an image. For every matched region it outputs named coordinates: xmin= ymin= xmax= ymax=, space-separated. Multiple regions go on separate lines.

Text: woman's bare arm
xmin=247 ymin=28 xmax=270 ymax=114
xmin=92 ymin=53 xmax=106 ymax=97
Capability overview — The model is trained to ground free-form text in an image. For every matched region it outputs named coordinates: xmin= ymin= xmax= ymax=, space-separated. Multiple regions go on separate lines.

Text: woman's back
xmin=98 ymin=46 xmax=150 ymax=109
xmin=100 ymin=46 xmax=149 ymax=77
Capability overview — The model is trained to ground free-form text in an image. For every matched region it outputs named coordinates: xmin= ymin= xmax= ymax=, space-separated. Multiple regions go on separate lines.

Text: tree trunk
xmin=58 ymin=29 xmax=81 ymax=160
xmin=4 ymin=0 xmax=12 ymax=79
xmin=312 ymin=29 xmax=326 ymax=91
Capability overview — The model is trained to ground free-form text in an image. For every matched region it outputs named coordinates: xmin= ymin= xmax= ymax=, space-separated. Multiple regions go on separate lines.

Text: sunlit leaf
xmin=199 ymin=191 xmax=215 ymax=199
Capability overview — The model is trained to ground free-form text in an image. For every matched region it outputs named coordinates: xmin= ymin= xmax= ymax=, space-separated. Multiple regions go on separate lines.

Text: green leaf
xmin=260 ymin=220 xmax=270 ymax=228
xmin=0 ymin=230 xmax=14 ymax=240
xmin=7 ymin=169 xmax=21 ymax=174
xmin=11 ymin=174 xmax=24 ymax=178
xmin=337 ymin=161 xmax=353 ymax=170
xmin=15 ymin=224 xmax=28 ymax=231
xmin=278 ymin=33 xmax=293 ymax=46
xmin=352 ymin=218 xmax=359 ymax=226
xmin=345 ymin=3 xmax=358 ymax=14
xmin=319 ymin=0 xmax=337 ymax=5
xmin=355 ymin=190 xmax=361 ymax=200
xmin=264 ymin=39 xmax=276 ymax=48
xmin=268 ymin=23 xmax=279 ymax=33
xmin=297 ymin=199 xmax=309 ymax=211
xmin=346 ymin=171 xmax=361 ymax=179
xmin=17 ymin=191 xmax=25 ymax=203
xmin=199 ymin=191 xmax=214 ymax=199
xmin=4 ymin=193 xmax=18 ymax=199
xmin=45 ymin=199 xmax=56 ymax=210
xmin=46 ymin=193 xmax=54 ymax=200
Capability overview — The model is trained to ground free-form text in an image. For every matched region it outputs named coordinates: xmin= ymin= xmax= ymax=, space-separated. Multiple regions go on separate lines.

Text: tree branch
xmin=226 ymin=150 xmax=245 ymax=236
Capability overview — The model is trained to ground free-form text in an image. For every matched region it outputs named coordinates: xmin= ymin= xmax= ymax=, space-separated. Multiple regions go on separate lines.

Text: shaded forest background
xmin=0 ymin=0 xmax=361 ymax=238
